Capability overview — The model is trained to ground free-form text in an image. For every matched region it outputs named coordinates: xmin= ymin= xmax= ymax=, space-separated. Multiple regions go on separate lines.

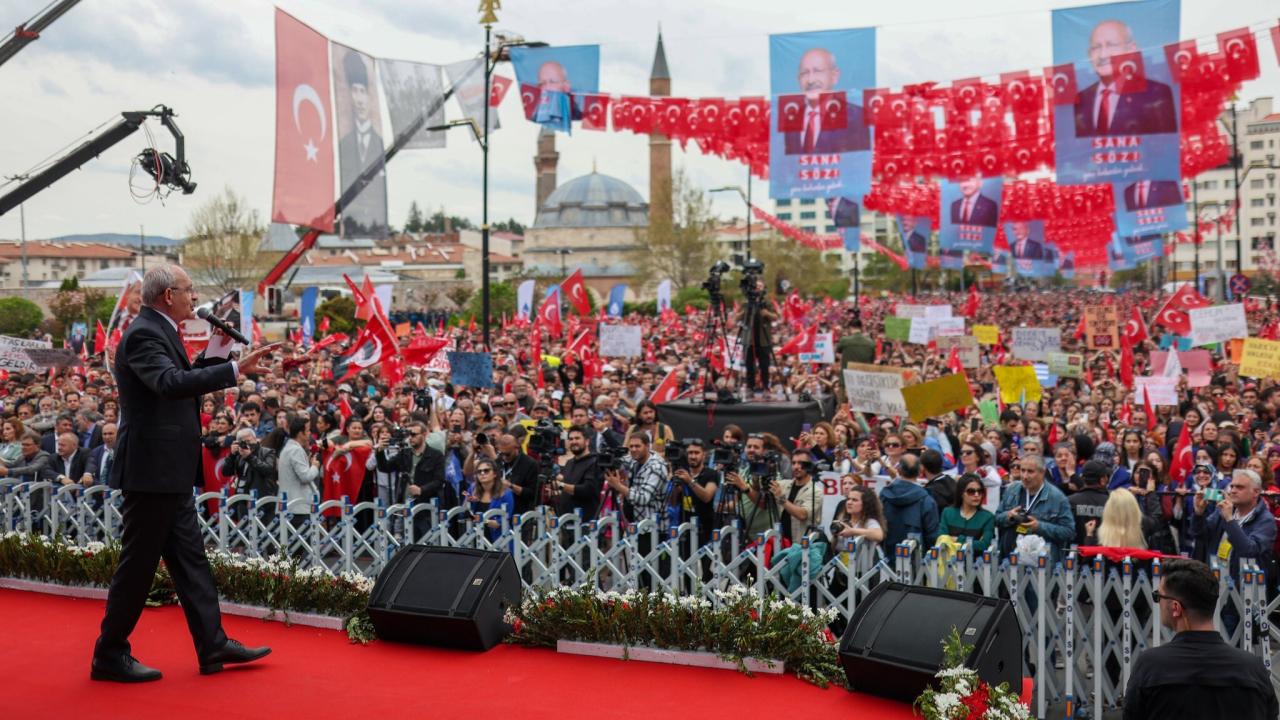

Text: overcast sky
xmin=0 ymin=0 xmax=1275 ymax=241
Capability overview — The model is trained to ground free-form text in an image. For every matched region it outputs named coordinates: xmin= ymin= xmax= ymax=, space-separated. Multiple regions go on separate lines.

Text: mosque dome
xmin=532 ymin=171 xmax=649 ymax=229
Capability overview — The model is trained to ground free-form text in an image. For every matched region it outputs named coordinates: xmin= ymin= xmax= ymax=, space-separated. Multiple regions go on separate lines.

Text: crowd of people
xmin=3 ymin=286 xmax=1280 ymax=593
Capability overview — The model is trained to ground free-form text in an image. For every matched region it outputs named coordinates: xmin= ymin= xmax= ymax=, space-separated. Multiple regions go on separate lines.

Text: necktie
xmin=1139 ymin=182 xmax=1148 ymax=208
xmin=1097 ymin=88 xmax=1112 ymax=135
xmin=101 ymin=450 xmax=112 ymax=482
xmin=802 ymin=109 xmax=819 ymax=154
xmin=964 ymin=198 xmax=973 ymax=224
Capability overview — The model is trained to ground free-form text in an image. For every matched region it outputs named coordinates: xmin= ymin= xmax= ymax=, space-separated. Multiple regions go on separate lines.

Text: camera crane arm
xmin=0 ymin=105 xmax=192 ymax=217
xmin=0 ymin=0 xmax=82 ymax=69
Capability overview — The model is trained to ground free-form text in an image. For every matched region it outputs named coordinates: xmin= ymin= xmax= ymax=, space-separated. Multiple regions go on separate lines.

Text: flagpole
xmin=481 ymin=13 xmax=493 ymax=350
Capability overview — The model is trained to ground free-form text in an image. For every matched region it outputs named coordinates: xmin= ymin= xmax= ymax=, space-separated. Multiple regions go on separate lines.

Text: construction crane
xmin=0 ymin=0 xmax=82 ymax=69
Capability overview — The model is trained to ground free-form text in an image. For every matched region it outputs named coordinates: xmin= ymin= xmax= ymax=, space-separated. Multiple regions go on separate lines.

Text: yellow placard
xmin=993 ymin=365 xmax=1043 ymax=404
xmin=1239 ymin=338 xmax=1280 ymax=379
xmin=900 ymin=373 xmax=973 ymax=423
xmin=973 ymin=325 xmax=1000 ymax=346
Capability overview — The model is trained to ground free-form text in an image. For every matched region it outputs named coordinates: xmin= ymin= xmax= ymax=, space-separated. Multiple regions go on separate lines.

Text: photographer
xmin=276 ymin=416 xmax=320 ymax=515
xmin=554 ymin=427 xmax=603 ymax=520
xmin=222 ymin=428 xmax=279 ymax=522
xmin=769 ymin=448 xmax=829 ymax=591
xmin=488 ymin=433 xmax=540 ymax=515
xmin=604 ymin=433 xmax=668 ymax=524
xmin=668 ymin=439 xmax=718 ymax=547
xmin=725 ymin=434 xmax=785 ymax=537
xmin=375 ymin=420 xmax=445 ymax=537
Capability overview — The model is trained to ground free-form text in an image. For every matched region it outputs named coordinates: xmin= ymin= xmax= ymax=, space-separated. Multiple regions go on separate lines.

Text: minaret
xmin=649 ymin=30 xmax=672 ymax=227
xmin=533 ymin=127 xmax=559 ymax=220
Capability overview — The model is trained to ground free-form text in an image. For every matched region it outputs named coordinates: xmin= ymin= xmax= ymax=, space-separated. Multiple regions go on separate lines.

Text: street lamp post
xmin=709 ymin=184 xmax=753 ymax=261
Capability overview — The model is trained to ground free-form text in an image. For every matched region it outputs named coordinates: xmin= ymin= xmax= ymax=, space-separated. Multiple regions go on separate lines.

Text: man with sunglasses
xmin=1124 ymin=558 xmax=1277 ymax=719
xmin=376 ymin=420 xmax=445 ymax=537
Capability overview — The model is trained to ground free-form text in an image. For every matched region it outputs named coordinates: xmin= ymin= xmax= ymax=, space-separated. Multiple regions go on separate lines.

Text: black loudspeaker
xmin=367 ymin=545 xmax=521 ymax=651
xmin=838 ymin=582 xmax=1022 ymax=702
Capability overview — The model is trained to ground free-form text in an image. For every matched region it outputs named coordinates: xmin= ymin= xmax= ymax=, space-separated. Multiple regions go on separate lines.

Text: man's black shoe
xmin=90 ymin=655 xmax=163 ymax=683
xmin=198 ymin=639 xmax=271 ymax=675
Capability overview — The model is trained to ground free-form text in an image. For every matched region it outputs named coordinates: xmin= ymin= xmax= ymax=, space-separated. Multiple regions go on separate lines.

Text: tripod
xmin=736 ymin=289 xmax=779 ymax=399
xmin=697 ymin=282 xmax=733 ymax=402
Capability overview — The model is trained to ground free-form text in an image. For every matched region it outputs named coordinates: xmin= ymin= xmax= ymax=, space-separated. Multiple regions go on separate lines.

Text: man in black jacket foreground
xmin=93 ymin=264 xmax=278 ymax=683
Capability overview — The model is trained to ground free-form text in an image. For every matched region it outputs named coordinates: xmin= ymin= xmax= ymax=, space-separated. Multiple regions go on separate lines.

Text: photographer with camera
xmin=994 ymin=453 xmax=1075 ymax=563
xmin=769 ymin=447 xmax=829 ymax=591
xmin=725 ymin=434 xmax=786 ymax=537
xmin=490 ymin=433 xmax=540 ymax=516
xmin=375 ymin=420 xmax=445 ymax=537
xmin=554 ymin=427 xmax=603 ymax=520
xmin=222 ymin=428 xmax=279 ymax=522
xmin=603 ymin=433 xmax=668 ymax=525
xmin=665 ymin=439 xmax=718 ymax=547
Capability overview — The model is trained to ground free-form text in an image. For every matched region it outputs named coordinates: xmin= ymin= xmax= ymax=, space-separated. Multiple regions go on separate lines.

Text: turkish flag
xmin=343 ymin=273 xmax=376 ymax=321
xmin=649 ymin=367 xmax=683 ymax=404
xmin=489 ymin=75 xmax=513 ymax=107
xmin=1045 ymin=63 xmax=1078 ymax=105
xmin=93 ymin=320 xmax=106 ymax=356
xmin=778 ymin=324 xmax=817 ymax=355
xmin=964 ymin=284 xmax=980 ymax=318
xmin=1143 ymin=386 xmax=1157 ymax=431
xmin=1119 ymin=336 xmax=1135 ymax=389
xmin=656 ymin=98 xmax=689 ymax=137
xmin=561 ymin=268 xmax=591 ymax=316
xmin=777 ymin=94 xmax=806 ymax=132
xmin=946 ymin=347 xmax=964 ymax=375
xmin=626 ymin=97 xmax=655 ymax=134
xmin=272 ymin=9 xmax=335 ymax=232
xmin=538 ymin=292 xmax=562 ymax=338
xmin=1272 ymin=23 xmax=1280 ymax=68
xmin=863 ymin=88 xmax=890 ymax=125
xmin=1111 ymin=51 xmax=1148 ymax=94
xmin=1124 ymin=307 xmax=1149 ymax=346
xmin=820 ymin=91 xmax=848 ymax=130
xmin=519 ymin=84 xmax=542 ymax=120
xmin=581 ymin=94 xmax=610 ymax=130
xmin=1170 ymin=421 xmax=1193 ymax=483
xmin=1169 ymin=284 xmax=1212 ymax=310
xmin=1218 ymin=27 xmax=1261 ymax=83
xmin=1164 ymin=39 xmax=1200 ymax=84
xmin=402 ymin=336 xmax=448 ymax=367
xmin=322 ymin=445 xmax=372 ymax=517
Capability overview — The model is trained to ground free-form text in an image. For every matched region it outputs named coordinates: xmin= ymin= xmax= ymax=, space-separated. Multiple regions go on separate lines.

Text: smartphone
xmin=801 ymin=423 xmax=812 ymax=433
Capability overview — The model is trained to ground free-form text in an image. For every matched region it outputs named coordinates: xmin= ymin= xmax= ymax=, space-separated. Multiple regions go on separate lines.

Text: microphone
xmin=196 ymin=305 xmax=250 ymax=345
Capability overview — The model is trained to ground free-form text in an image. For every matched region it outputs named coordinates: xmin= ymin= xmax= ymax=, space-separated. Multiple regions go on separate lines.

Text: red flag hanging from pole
xmin=1170 ymin=421 xmax=1193 ymax=483
xmin=93 ymin=320 xmax=107 ymax=356
xmin=1123 ymin=306 xmax=1148 ymax=346
xmin=1143 ymin=386 xmax=1157 ymax=432
xmin=649 ymin=367 xmax=682 ymax=404
xmin=538 ymin=291 xmax=563 ymax=338
xmin=271 ymin=9 xmax=336 ymax=232
xmin=561 ymin=268 xmax=591 ymax=316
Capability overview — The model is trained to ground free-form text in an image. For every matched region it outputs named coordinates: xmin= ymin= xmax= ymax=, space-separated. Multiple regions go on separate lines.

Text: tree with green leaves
xmin=629 ymin=168 xmax=721 ymax=292
xmin=404 ymin=201 xmax=426 ymax=233
xmin=465 ymin=281 xmax=516 ymax=321
xmin=0 ymin=297 xmax=43 ymax=336
xmin=491 ymin=218 xmax=526 ymax=235
xmin=316 ymin=296 xmax=357 ymax=335
xmin=424 ymin=210 xmax=475 ymax=233
xmin=182 ymin=186 xmax=271 ymax=294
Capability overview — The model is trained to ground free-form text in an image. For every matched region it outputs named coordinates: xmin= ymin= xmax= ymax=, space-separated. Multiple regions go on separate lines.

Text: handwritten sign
xmin=973 ymin=325 xmax=1000 ymax=345
xmin=993 ymin=365 xmax=1043 ymax=404
xmin=895 ymin=304 xmax=951 ymax=321
xmin=1134 ymin=376 xmax=1178 ymax=406
xmin=884 ymin=316 xmax=911 ymax=341
xmin=908 ymin=318 xmax=933 ymax=345
xmin=1010 ymin=328 xmax=1060 ymax=362
xmin=1240 ymin=338 xmax=1280 ymax=379
xmin=1151 ymin=350 xmax=1212 ymax=387
xmin=843 ymin=366 xmax=908 ymax=417
xmin=1188 ymin=303 xmax=1247 ymax=347
xmin=799 ymin=332 xmax=835 ymax=364
xmin=22 ymin=348 xmax=79 ymax=368
xmin=599 ymin=325 xmax=642 ymax=357
xmin=1084 ymin=306 xmax=1119 ymax=349
xmin=901 ymin=373 xmax=973 ymax=422
xmin=937 ymin=335 xmax=980 ymax=368
xmin=933 ymin=317 xmax=965 ymax=338
xmin=1046 ymin=352 xmax=1083 ymax=378
xmin=0 ymin=335 xmax=53 ymax=372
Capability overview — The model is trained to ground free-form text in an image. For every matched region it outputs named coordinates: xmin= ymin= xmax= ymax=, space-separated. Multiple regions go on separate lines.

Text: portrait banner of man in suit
xmin=896 ymin=215 xmax=933 ymax=270
xmin=768 ymin=27 xmax=875 ymax=202
xmin=332 ymin=43 xmax=389 ymax=240
xmin=1004 ymin=220 xmax=1057 ymax=277
xmin=940 ymin=175 xmax=1002 ymax=256
xmin=1052 ymin=0 xmax=1187 ymax=240
xmin=509 ymin=45 xmax=599 ymax=133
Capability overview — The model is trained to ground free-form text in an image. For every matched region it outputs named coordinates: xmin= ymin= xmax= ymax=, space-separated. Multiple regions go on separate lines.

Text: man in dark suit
xmin=1123 ymin=179 xmax=1182 ymax=211
xmin=40 ymin=413 xmax=74 ymax=454
xmin=826 ymin=197 xmax=860 ymax=228
xmin=49 ymin=431 xmax=91 ymax=485
xmin=1009 ymin=221 xmax=1047 ymax=260
xmin=900 ymin=215 xmax=928 ymax=254
xmin=92 ymin=264 xmax=278 ymax=683
xmin=783 ymin=48 xmax=870 ymax=155
xmin=1072 ymin=20 xmax=1177 ymax=137
xmin=950 ymin=175 xmax=999 ymax=227
xmin=336 ymin=49 xmax=388 ymax=239
xmin=76 ymin=410 xmax=104 ymax=450
xmin=86 ymin=422 xmax=117 ymax=487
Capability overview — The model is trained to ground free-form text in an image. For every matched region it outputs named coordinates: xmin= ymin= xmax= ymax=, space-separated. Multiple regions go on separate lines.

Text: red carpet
xmin=0 ymin=589 xmax=914 ymax=719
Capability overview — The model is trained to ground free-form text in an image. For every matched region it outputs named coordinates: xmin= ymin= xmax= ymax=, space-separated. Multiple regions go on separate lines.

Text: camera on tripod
xmin=712 ymin=440 xmax=742 ymax=471
xmin=525 ymin=419 xmax=564 ymax=458
xmin=701 ymin=260 xmax=732 ymax=296
xmin=597 ymin=444 xmax=628 ymax=471
xmin=738 ymin=258 xmax=765 ymax=298
xmin=664 ymin=440 xmax=690 ymax=473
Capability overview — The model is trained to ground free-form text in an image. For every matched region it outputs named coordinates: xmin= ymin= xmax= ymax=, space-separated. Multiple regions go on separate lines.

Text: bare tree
xmin=629 ymin=168 xmax=720 ymax=292
xmin=182 ymin=186 xmax=270 ymax=294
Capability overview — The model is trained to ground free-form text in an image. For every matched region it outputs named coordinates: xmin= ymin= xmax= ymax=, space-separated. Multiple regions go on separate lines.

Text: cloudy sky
xmin=0 ymin=0 xmax=1275 ymax=242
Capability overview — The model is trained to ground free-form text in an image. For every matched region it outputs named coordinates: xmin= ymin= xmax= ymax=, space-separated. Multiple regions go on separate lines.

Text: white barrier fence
xmin=4 ymin=480 xmax=1278 ymax=717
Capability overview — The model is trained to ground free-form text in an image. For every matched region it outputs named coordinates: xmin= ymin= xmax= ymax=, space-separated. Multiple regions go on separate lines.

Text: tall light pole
xmin=5 ymin=173 xmax=29 ymax=287
xmin=709 ymin=184 xmax=752 ymax=260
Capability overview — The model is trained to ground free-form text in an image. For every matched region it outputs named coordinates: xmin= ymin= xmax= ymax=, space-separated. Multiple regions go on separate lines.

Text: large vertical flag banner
xmin=332 ymin=43 xmax=389 ymax=240
xmin=1052 ymin=0 xmax=1185 ymax=238
xmin=897 ymin=216 xmax=933 ymax=270
xmin=299 ymin=286 xmax=318 ymax=345
xmin=769 ymin=28 xmax=875 ymax=202
xmin=509 ymin=45 xmax=601 ymax=134
xmin=272 ymin=10 xmax=335 ymax=233
xmin=1004 ymin=220 xmax=1058 ymax=277
xmin=940 ymin=176 xmax=1002 ymax=256
xmin=607 ymin=284 xmax=627 ymax=318
xmin=516 ymin=280 xmax=536 ymax=320
xmin=376 ymin=58 xmax=447 ymax=149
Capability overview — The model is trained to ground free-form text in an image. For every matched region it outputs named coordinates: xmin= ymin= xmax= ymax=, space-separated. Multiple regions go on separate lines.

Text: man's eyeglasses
xmin=960 ymin=449 xmax=976 ymax=456
xmin=168 ymin=284 xmax=196 ymax=296
xmin=1151 ymin=590 xmax=1180 ymax=605
xmin=884 ymin=442 xmax=902 ymax=448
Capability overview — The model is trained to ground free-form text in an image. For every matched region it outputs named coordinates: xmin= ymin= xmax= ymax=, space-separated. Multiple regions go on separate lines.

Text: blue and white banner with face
xmin=897 ymin=215 xmax=932 ymax=270
xmin=1052 ymin=0 xmax=1186 ymax=238
xmin=768 ymin=28 xmax=875 ymax=202
xmin=510 ymin=45 xmax=600 ymax=131
xmin=1004 ymin=220 xmax=1058 ymax=277
xmin=940 ymin=176 xmax=1002 ymax=255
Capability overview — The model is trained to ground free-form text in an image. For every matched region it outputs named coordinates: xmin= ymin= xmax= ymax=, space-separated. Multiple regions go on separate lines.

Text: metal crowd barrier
xmin=3 ymin=479 xmax=1278 ymax=717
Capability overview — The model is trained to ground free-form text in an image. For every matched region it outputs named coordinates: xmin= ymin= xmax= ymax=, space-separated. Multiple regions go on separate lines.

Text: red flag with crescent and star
xmin=561 ymin=268 xmax=591 ymax=316
xmin=1124 ymin=306 xmax=1148 ymax=346
xmin=271 ymin=9 xmax=335 ymax=232
xmin=538 ymin=291 xmax=563 ymax=338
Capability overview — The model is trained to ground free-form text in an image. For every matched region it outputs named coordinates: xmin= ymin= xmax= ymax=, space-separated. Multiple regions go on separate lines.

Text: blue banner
xmin=939 ymin=247 xmax=964 ymax=271
xmin=300 ymin=286 xmax=318 ymax=344
xmin=607 ymin=284 xmax=627 ymax=318
xmin=1052 ymin=0 xmax=1185 ymax=239
xmin=1004 ymin=220 xmax=1058 ymax=277
xmin=940 ymin=176 xmax=1002 ymax=255
xmin=897 ymin=215 xmax=932 ymax=270
xmin=510 ymin=45 xmax=600 ymax=132
xmin=768 ymin=28 xmax=874 ymax=202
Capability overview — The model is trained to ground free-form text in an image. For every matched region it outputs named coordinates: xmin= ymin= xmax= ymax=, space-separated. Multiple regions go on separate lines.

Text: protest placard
xmin=884 ymin=316 xmax=911 ymax=341
xmin=993 ymin=365 xmax=1043 ymax=404
xmin=908 ymin=318 xmax=932 ymax=345
xmin=1134 ymin=376 xmax=1178 ymax=406
xmin=936 ymin=335 xmax=980 ymax=368
xmin=448 ymin=351 xmax=493 ymax=388
xmin=933 ymin=317 xmax=965 ymax=338
xmin=598 ymin=325 xmax=642 ymax=357
xmin=0 ymin=335 xmax=53 ymax=372
xmin=799 ymin=332 xmax=835 ymax=363
xmin=973 ymin=325 xmax=1000 ymax=345
xmin=901 ymin=373 xmax=973 ymax=423
xmin=1046 ymin=352 xmax=1083 ymax=378
xmin=1084 ymin=306 xmax=1119 ymax=349
xmin=842 ymin=366 xmax=908 ymax=417
xmin=1010 ymin=328 xmax=1060 ymax=362
xmin=1187 ymin=303 xmax=1248 ymax=347
xmin=1240 ymin=338 xmax=1280 ymax=379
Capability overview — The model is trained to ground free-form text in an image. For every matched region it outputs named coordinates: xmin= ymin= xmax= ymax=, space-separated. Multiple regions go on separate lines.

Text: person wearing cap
xmin=1068 ymin=460 xmax=1110 ymax=546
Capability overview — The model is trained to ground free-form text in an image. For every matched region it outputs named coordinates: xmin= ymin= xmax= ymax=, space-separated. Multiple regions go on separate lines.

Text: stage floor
xmin=0 ymin=589 xmax=915 ymax=719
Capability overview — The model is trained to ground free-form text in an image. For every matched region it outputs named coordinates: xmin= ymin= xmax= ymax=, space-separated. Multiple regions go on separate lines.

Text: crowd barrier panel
xmin=3 ymin=480 xmax=1277 ymax=715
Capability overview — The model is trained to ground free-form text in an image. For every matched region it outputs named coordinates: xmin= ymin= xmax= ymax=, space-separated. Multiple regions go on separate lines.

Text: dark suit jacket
xmin=905 ymin=231 xmax=928 ymax=254
xmin=827 ymin=198 xmax=859 ymax=228
xmin=48 ymin=449 xmax=90 ymax=482
xmin=337 ymin=129 xmax=389 ymax=238
xmin=501 ymin=452 xmax=542 ymax=514
xmin=86 ymin=444 xmax=114 ymax=486
xmin=78 ymin=425 xmax=103 ymax=450
xmin=950 ymin=194 xmax=999 ymax=227
xmin=1073 ymin=79 xmax=1177 ymax=137
xmin=1123 ymin=180 xmax=1183 ymax=211
xmin=1011 ymin=238 xmax=1047 ymax=260
xmin=784 ymin=103 xmax=870 ymax=155
xmin=110 ymin=306 xmax=238 ymax=494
